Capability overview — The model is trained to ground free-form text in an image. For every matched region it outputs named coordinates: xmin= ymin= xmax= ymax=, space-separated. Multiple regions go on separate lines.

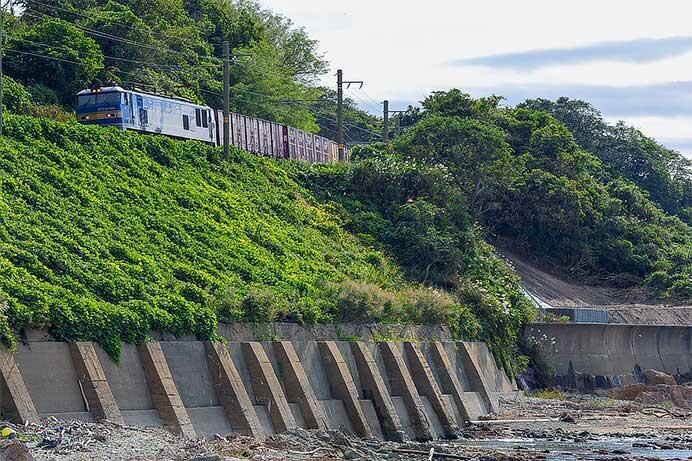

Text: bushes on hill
xmin=0 ymin=115 xmax=482 ymax=360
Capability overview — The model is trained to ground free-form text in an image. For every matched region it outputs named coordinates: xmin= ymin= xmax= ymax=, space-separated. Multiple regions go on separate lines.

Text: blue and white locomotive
xmin=76 ymin=86 xmax=345 ymax=163
xmin=76 ymin=86 xmax=215 ymax=144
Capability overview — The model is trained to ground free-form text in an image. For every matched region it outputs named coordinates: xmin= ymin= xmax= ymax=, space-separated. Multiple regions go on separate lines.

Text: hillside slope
xmin=0 ymin=114 xmax=526 ymax=364
xmin=0 ymin=116 xmax=433 ymax=356
xmin=500 ymin=250 xmax=692 ymax=325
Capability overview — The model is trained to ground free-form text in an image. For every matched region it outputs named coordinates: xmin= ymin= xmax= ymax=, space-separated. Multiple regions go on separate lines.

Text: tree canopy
xmin=2 ymin=0 xmax=381 ymax=138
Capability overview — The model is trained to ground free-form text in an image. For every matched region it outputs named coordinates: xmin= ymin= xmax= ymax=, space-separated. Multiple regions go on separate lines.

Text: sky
xmin=260 ymin=0 xmax=692 ymax=156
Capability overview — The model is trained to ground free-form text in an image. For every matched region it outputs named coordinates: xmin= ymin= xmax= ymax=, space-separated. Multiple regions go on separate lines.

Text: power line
xmin=357 ymin=87 xmax=382 ymax=111
xmin=24 ymin=0 xmax=223 ymax=65
xmin=10 ymin=36 xmax=198 ymax=75
xmin=346 ymin=88 xmax=379 ymax=115
xmin=22 ymin=9 xmax=221 ymax=66
xmin=1 ymin=3 xmax=359 ymax=145
xmin=5 ymin=47 xmax=83 ymax=65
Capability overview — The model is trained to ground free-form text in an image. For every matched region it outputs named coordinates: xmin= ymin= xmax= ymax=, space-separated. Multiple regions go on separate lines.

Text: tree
xmin=520 ymin=97 xmax=692 ymax=221
xmin=6 ymin=19 xmax=104 ymax=104
xmin=393 ymin=113 xmax=515 ymax=218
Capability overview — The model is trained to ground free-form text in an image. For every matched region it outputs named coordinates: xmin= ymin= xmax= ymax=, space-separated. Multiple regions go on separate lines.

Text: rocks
xmin=558 ymin=412 xmax=576 ymax=423
xmin=0 ymin=441 xmax=33 ymax=461
xmin=614 ymin=382 xmax=692 ymax=410
xmin=343 ymin=448 xmax=362 ymax=459
xmin=643 ymin=369 xmax=677 ymax=386
xmin=617 ymin=384 xmax=647 ymax=401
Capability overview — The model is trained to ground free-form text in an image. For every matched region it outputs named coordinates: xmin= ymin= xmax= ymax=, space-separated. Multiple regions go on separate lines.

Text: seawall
xmin=526 ymin=323 xmax=692 ymax=389
xmin=0 ymin=331 xmax=515 ymax=441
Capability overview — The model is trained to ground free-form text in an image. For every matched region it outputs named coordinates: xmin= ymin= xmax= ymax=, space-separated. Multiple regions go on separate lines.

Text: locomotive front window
xmin=77 ymin=92 xmax=123 ymax=106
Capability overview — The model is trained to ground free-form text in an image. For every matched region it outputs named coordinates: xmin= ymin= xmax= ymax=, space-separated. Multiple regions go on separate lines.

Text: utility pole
xmin=336 ymin=70 xmax=343 ymax=162
xmin=382 ymin=100 xmax=389 ymax=142
xmin=336 ymin=69 xmax=363 ymax=162
xmin=383 ymin=103 xmax=405 ymax=141
xmin=222 ymin=41 xmax=230 ymax=161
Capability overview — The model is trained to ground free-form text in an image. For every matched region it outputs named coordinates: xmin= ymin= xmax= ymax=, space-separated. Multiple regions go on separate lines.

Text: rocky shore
xmin=2 ymin=390 xmax=691 ymax=461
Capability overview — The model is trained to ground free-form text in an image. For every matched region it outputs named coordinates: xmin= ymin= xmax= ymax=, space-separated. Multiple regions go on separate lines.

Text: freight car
xmin=76 ymin=86 xmax=346 ymax=163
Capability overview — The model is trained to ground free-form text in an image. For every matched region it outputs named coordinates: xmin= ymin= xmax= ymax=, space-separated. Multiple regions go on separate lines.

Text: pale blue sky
xmin=260 ymin=0 xmax=692 ymax=155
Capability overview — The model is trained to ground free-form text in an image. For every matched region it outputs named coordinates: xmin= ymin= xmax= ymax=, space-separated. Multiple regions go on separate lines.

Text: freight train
xmin=76 ymin=86 xmax=347 ymax=163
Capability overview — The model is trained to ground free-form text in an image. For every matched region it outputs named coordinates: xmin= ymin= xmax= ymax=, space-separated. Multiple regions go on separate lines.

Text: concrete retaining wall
xmin=526 ymin=323 xmax=692 ymax=389
xmin=0 ymin=339 xmax=514 ymax=441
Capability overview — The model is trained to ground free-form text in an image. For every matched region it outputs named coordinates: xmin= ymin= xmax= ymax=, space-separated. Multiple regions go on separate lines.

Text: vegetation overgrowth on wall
xmin=3 ymin=89 xmax=692 ymax=374
xmin=0 ymin=115 xmax=488 ymax=362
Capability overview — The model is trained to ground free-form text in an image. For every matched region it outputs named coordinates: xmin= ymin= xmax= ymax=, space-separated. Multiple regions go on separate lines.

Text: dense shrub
xmin=0 ymin=115 xmax=419 ymax=357
xmin=2 ymin=76 xmax=32 ymax=114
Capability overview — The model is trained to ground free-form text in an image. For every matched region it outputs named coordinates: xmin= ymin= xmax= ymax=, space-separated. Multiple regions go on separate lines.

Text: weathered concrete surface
xmin=0 ymin=349 xmax=38 ymax=423
xmin=69 ymin=342 xmax=123 ymax=424
xmin=527 ymin=323 xmax=692 ymax=389
xmin=273 ymin=341 xmax=328 ymax=430
xmin=378 ymin=342 xmax=434 ymax=441
xmin=243 ymin=342 xmax=297 ymax=433
xmin=350 ymin=342 xmax=405 ymax=442
xmin=204 ymin=342 xmax=264 ymax=438
xmin=137 ymin=342 xmax=195 ymax=437
xmin=428 ymin=342 xmax=471 ymax=424
xmin=216 ymin=323 xmax=453 ymax=343
xmin=0 ymin=336 xmax=514 ymax=440
xmin=15 ymin=342 xmax=92 ymax=421
xmin=95 ymin=344 xmax=161 ymax=427
xmin=404 ymin=342 xmax=458 ymax=438
xmin=318 ymin=341 xmax=372 ymax=438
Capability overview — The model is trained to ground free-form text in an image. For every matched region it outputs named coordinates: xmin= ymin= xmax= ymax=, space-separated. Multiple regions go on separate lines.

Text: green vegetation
xmin=287 ymin=89 xmax=692 ymax=371
xmin=2 ymin=0 xmax=691 ymax=376
xmin=4 ymin=86 xmax=691 ymax=372
xmin=363 ymin=90 xmax=692 ymax=299
xmin=530 ymin=389 xmax=566 ymax=400
xmin=521 ymin=98 xmax=692 ymax=222
xmin=0 ymin=114 xmax=485 ymax=360
xmin=1 ymin=0 xmax=379 ymax=141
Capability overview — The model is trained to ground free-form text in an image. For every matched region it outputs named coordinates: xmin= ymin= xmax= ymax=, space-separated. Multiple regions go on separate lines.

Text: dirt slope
xmin=501 ymin=250 xmax=692 ymax=325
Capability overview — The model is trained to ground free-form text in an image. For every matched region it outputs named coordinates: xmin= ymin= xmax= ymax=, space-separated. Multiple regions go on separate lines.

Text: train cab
xmin=76 ymin=87 xmax=127 ymax=129
xmin=77 ymin=86 xmax=216 ymax=144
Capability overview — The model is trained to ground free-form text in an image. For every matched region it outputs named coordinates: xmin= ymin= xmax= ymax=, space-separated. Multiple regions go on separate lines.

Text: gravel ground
xmin=7 ymin=392 xmax=692 ymax=461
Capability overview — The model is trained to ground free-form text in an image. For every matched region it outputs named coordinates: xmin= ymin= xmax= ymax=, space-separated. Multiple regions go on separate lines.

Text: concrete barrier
xmin=0 ymin=337 xmax=515 ymax=440
xmin=526 ymin=323 xmax=692 ymax=389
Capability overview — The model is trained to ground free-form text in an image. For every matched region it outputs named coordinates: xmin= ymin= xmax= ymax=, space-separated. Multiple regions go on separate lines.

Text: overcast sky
xmin=260 ymin=0 xmax=692 ymax=156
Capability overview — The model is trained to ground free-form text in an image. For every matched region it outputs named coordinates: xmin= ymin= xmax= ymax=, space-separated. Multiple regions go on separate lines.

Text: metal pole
xmin=336 ymin=69 xmax=344 ymax=162
xmin=383 ymin=100 xmax=389 ymax=142
xmin=222 ymin=41 xmax=230 ymax=161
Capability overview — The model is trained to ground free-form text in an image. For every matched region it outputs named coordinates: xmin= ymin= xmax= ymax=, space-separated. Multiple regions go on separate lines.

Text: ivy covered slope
xmin=0 ymin=115 xmax=505 ymax=359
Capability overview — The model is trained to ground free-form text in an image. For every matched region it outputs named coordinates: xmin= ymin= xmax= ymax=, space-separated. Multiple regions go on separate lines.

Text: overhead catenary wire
xmin=23 ymin=0 xmax=223 ymax=64
xmin=5 ymin=17 xmax=373 ymax=145
xmin=7 ymin=47 xmax=374 ymax=142
xmin=346 ymin=87 xmax=379 ymax=115
xmin=9 ymin=35 xmax=202 ymax=75
xmin=356 ymin=86 xmax=382 ymax=111
xmin=1 ymin=50 xmax=348 ymax=144
xmin=21 ymin=8 xmax=222 ymax=66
